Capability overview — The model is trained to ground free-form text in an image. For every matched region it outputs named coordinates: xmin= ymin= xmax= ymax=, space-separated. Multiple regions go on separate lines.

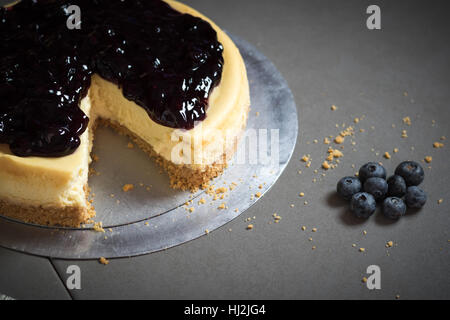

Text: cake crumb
xmin=334 ymin=135 xmax=344 ymax=144
xmin=322 ymin=161 xmax=330 ymax=170
xmin=299 ymin=192 xmax=305 ymax=197
xmin=362 ymin=277 xmax=368 ymax=283
xmin=354 ymin=117 xmax=359 ymax=124
xmin=324 ymin=137 xmax=331 ymax=144
xmin=328 ymin=148 xmax=343 ymax=159
xmin=122 ymin=184 xmax=134 ymax=192
xmin=331 ymin=105 xmax=337 ymax=111
xmin=92 ymin=154 xmax=99 ymax=162
xmin=217 ymin=203 xmax=226 ymax=209
xmin=384 ymin=152 xmax=391 ymax=159
xmin=359 ymin=248 xmax=366 ymax=252
xmin=93 ymin=221 xmax=105 ymax=233
xmin=205 ymin=229 xmax=209 ymax=235
xmin=255 ymin=192 xmax=261 ymax=198
xmin=246 ymin=224 xmax=254 ymax=230
xmin=215 ymin=187 xmax=227 ymax=194
xmin=424 ymin=156 xmax=432 ymax=163
xmin=402 ymin=116 xmax=411 ymax=126
xmin=198 ymin=198 xmax=206 ymax=205
xmin=312 ymin=227 xmax=317 ymax=232
xmin=433 ymin=142 xmax=444 ymax=148
xmin=438 ymin=199 xmax=443 ymax=204
xmin=386 ymin=241 xmax=394 ymax=248
xmin=127 ymin=142 xmax=134 ymax=149
xmin=393 ymin=148 xmax=399 ymax=153
xmin=99 ymin=257 xmax=109 ymax=265
xmin=301 ymin=226 xmax=306 ymax=231
xmin=301 ymin=155 xmax=310 ymax=162
xmin=401 ymin=130 xmax=408 ymax=138
xmin=272 ymin=213 xmax=282 ymax=223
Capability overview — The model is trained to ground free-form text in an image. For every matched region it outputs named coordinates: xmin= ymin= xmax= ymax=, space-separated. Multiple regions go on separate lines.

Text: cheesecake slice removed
xmin=0 ymin=0 xmax=250 ymax=227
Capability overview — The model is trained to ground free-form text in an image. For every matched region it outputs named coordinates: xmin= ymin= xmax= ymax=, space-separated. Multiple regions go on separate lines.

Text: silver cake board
xmin=0 ymin=36 xmax=298 ymax=259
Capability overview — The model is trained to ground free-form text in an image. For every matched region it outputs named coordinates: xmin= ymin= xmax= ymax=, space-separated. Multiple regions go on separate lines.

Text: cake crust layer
xmin=0 ymin=186 xmax=95 ymax=227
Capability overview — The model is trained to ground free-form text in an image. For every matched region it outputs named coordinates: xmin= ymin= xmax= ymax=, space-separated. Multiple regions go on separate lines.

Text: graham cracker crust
xmin=0 ymin=185 xmax=95 ymax=227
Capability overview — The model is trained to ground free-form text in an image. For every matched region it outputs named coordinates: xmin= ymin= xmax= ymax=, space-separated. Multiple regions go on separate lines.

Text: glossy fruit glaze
xmin=0 ymin=0 xmax=223 ymax=157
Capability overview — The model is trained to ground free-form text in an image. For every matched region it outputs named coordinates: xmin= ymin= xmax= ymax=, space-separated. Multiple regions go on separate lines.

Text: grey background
xmin=1 ymin=0 xmax=449 ymax=299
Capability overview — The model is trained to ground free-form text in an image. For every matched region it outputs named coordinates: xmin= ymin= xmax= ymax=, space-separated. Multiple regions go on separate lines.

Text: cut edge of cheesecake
xmin=0 ymin=0 xmax=250 ymax=227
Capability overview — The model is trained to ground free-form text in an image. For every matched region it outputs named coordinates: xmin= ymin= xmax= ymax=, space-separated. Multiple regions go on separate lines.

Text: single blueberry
xmin=387 ymin=175 xmax=407 ymax=197
xmin=395 ymin=161 xmax=424 ymax=186
xmin=350 ymin=192 xmax=376 ymax=218
xmin=405 ymin=186 xmax=427 ymax=208
xmin=337 ymin=176 xmax=362 ymax=200
xmin=358 ymin=162 xmax=386 ymax=182
xmin=363 ymin=177 xmax=388 ymax=201
xmin=382 ymin=197 xmax=407 ymax=220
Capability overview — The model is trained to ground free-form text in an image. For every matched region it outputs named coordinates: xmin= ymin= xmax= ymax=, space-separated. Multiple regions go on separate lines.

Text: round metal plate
xmin=0 ymin=35 xmax=298 ymax=259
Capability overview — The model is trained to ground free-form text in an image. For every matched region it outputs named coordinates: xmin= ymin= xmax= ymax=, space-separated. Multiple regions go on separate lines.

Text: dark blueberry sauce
xmin=0 ymin=0 xmax=223 ymax=157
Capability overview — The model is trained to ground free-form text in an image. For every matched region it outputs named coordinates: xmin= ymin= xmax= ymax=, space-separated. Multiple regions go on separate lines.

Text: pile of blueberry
xmin=337 ymin=161 xmax=427 ymax=219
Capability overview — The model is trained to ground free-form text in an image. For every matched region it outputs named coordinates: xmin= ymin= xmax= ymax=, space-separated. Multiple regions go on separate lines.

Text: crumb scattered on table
xmin=122 ymin=184 xmax=134 ymax=192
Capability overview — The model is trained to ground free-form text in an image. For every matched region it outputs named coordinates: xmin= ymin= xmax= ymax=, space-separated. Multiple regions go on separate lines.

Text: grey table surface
xmin=1 ymin=0 xmax=449 ymax=300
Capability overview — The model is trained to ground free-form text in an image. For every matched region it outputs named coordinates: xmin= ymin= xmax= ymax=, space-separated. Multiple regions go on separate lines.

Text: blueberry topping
xmin=0 ymin=0 xmax=223 ymax=157
xmin=350 ymin=192 xmax=376 ymax=219
xmin=395 ymin=161 xmax=424 ymax=186
xmin=358 ymin=162 xmax=386 ymax=182
xmin=363 ymin=177 xmax=388 ymax=201
xmin=387 ymin=175 xmax=407 ymax=198
xmin=405 ymin=186 xmax=427 ymax=208
xmin=382 ymin=197 xmax=407 ymax=220
xmin=337 ymin=176 xmax=362 ymax=200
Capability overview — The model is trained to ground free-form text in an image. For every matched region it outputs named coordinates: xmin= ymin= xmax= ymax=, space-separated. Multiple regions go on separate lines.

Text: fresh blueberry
xmin=350 ymin=192 xmax=376 ymax=218
xmin=387 ymin=175 xmax=407 ymax=197
xmin=405 ymin=186 xmax=427 ymax=208
xmin=358 ymin=162 xmax=386 ymax=182
xmin=382 ymin=197 xmax=407 ymax=220
xmin=395 ymin=161 xmax=424 ymax=186
xmin=337 ymin=176 xmax=362 ymax=200
xmin=363 ymin=177 xmax=388 ymax=201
